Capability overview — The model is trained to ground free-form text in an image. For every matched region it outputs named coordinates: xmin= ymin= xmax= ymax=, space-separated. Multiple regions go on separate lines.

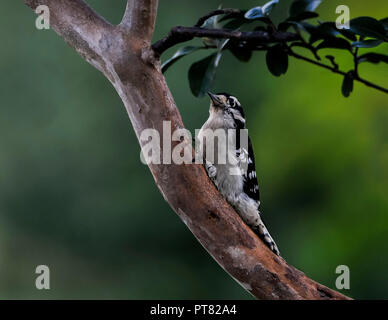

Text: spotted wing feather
xmin=242 ymin=137 xmax=260 ymax=204
xmin=228 ymin=106 xmax=260 ymax=204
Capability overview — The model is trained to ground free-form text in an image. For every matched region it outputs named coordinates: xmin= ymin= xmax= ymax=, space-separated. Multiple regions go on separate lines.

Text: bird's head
xmin=207 ymin=92 xmax=241 ymax=111
xmin=207 ymin=92 xmax=245 ymax=124
xmin=206 ymin=91 xmax=246 ymax=129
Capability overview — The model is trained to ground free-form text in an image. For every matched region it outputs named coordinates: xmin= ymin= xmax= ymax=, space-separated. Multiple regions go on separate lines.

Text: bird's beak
xmin=207 ymin=92 xmax=221 ymax=105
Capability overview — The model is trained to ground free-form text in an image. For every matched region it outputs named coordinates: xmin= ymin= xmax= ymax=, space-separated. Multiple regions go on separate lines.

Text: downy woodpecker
xmin=197 ymin=92 xmax=280 ymax=255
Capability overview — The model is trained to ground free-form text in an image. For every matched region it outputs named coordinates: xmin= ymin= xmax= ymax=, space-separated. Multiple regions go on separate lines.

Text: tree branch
xmin=24 ymin=0 xmax=351 ymax=300
xmin=288 ymin=50 xmax=388 ymax=94
xmin=120 ymin=0 xmax=158 ymax=41
xmin=152 ymin=26 xmax=300 ymax=55
xmin=152 ymin=7 xmax=387 ymax=96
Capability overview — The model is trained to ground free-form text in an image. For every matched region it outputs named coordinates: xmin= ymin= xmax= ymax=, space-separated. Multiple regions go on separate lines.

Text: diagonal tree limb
xmin=24 ymin=0 xmax=351 ymax=300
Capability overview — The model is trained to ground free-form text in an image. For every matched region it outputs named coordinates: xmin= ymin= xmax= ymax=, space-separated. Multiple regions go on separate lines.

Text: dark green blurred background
xmin=0 ymin=0 xmax=387 ymax=299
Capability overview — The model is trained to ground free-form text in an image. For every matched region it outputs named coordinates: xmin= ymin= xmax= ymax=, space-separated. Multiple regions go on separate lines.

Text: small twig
xmin=152 ymin=26 xmax=300 ymax=55
xmin=194 ymin=8 xmax=242 ymax=27
xmin=298 ymin=34 xmax=321 ymax=60
xmin=353 ymin=46 xmax=360 ymax=77
xmin=325 ymin=55 xmax=339 ymax=70
xmin=288 ymin=50 xmax=388 ymax=94
xmin=352 ymin=36 xmax=365 ymax=77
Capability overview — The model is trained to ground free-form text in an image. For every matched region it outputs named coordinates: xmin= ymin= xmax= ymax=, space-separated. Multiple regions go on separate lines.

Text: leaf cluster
xmin=161 ymin=0 xmax=388 ymax=97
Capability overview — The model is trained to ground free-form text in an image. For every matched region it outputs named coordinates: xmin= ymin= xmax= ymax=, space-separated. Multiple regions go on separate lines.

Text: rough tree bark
xmin=24 ymin=0 xmax=350 ymax=300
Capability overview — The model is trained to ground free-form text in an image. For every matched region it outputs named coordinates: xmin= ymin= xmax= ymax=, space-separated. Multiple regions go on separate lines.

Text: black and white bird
xmin=197 ymin=92 xmax=280 ymax=255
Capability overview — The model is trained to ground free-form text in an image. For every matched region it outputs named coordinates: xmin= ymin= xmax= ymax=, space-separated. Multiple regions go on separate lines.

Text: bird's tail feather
xmin=252 ymin=218 xmax=280 ymax=256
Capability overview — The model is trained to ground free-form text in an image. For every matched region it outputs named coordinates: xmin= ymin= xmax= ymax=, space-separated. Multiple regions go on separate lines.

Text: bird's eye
xmin=228 ymin=98 xmax=235 ymax=107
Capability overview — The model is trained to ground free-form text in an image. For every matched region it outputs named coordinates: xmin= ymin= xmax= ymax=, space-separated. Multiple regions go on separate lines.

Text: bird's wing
xmin=241 ymin=136 xmax=260 ymax=204
xmin=228 ymin=108 xmax=260 ymax=204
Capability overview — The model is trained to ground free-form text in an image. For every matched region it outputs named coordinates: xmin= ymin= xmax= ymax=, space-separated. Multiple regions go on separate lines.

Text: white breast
xmin=198 ymin=110 xmax=244 ymax=203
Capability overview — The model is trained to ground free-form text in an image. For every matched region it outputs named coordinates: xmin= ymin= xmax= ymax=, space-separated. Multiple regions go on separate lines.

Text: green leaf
xmin=201 ymin=16 xmax=218 ymax=29
xmin=352 ymin=39 xmax=383 ymax=48
xmin=290 ymin=42 xmax=318 ymax=57
xmin=316 ymin=37 xmax=351 ymax=51
xmin=266 ymin=44 xmax=289 ymax=77
xmin=305 ymin=22 xmax=338 ymax=43
xmin=314 ymin=22 xmax=357 ymax=41
xmin=380 ymin=18 xmax=388 ymax=31
xmin=217 ymin=38 xmax=230 ymax=51
xmin=188 ymin=53 xmax=219 ymax=97
xmin=188 ymin=40 xmax=228 ymax=97
xmin=349 ymin=17 xmax=387 ymax=40
xmin=200 ymin=9 xmax=224 ymax=47
xmin=201 ymin=6 xmax=223 ymax=29
xmin=229 ymin=45 xmax=253 ymax=62
xmin=337 ymin=28 xmax=357 ymax=41
xmin=325 ymin=55 xmax=339 ymax=70
xmin=341 ymin=72 xmax=354 ymax=98
xmin=244 ymin=6 xmax=264 ymax=19
xmin=162 ymin=46 xmax=203 ymax=73
xmin=289 ymin=0 xmax=322 ymax=17
xmin=357 ymin=53 xmax=388 ymax=64
xmin=314 ymin=22 xmax=342 ymax=39
xmin=245 ymin=0 xmax=279 ymax=19
xmin=262 ymin=0 xmax=279 ymax=15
